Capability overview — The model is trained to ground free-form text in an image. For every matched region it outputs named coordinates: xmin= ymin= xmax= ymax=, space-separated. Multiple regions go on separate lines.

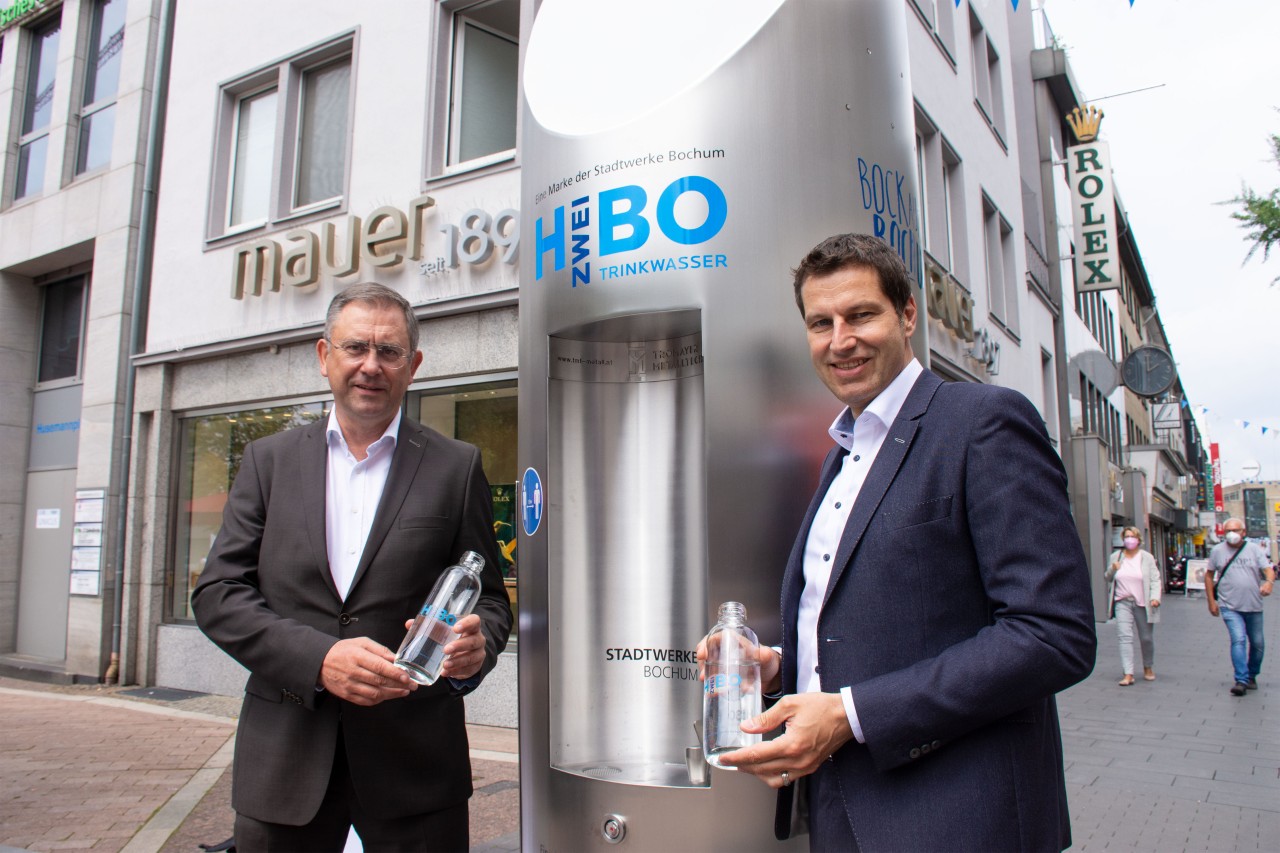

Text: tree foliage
xmin=1228 ymin=133 xmax=1280 ymax=285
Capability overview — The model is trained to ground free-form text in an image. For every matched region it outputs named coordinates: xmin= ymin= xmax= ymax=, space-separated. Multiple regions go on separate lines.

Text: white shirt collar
xmin=827 ymin=357 xmax=924 ymax=451
xmin=325 ymin=408 xmax=402 ymax=456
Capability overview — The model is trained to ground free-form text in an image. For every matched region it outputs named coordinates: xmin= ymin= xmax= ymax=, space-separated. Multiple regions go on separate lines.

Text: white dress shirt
xmin=797 ymin=358 xmax=923 ymax=742
xmin=325 ymin=409 xmax=401 ymax=601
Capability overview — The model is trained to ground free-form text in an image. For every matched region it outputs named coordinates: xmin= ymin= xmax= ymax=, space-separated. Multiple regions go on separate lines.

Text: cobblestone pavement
xmin=2 ymin=593 xmax=1277 ymax=853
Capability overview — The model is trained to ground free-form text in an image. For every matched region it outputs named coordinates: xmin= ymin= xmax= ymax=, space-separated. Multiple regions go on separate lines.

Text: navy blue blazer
xmin=778 ymin=369 xmax=1095 ymax=852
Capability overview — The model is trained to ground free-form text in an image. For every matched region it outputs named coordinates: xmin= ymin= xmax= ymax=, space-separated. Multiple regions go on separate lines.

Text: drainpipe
xmin=105 ymin=0 xmax=176 ymax=684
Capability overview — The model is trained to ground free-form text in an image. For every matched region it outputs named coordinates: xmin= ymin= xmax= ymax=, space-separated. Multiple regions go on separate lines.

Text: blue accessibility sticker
xmin=521 ymin=467 xmax=544 ymax=537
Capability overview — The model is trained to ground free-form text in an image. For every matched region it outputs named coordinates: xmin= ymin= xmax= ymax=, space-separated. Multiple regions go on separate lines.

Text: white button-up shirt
xmin=325 ymin=409 xmax=401 ymax=601
xmin=797 ymin=358 xmax=923 ymax=742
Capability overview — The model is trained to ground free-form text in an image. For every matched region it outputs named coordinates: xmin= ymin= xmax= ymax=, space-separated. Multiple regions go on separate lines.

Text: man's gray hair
xmin=323 ymin=282 xmax=419 ymax=352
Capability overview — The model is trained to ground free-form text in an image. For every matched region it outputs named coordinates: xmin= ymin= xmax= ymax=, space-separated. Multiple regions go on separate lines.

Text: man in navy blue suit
xmin=719 ymin=234 xmax=1096 ymax=851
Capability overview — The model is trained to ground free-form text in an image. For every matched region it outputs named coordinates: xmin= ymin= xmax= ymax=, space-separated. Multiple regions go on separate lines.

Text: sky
xmin=1033 ymin=0 xmax=1280 ymax=485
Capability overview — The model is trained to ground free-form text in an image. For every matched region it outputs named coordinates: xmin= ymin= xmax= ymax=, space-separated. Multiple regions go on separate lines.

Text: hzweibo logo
xmin=533 ymin=175 xmax=728 ymax=287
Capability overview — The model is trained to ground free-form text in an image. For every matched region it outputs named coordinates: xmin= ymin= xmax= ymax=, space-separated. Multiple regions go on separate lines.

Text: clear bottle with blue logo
xmin=702 ymin=601 xmax=762 ymax=768
xmin=394 ymin=550 xmax=486 ymax=685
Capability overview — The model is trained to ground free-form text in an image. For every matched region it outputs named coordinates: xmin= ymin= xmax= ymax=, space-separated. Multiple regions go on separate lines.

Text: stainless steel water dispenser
xmin=518 ymin=1 xmax=925 ymax=848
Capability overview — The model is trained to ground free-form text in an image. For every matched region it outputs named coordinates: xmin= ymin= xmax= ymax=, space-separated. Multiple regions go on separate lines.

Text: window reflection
xmin=172 ymin=402 xmax=327 ymax=620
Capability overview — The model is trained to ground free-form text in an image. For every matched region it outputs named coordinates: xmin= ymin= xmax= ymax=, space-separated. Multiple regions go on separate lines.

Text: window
xmin=1040 ymin=349 xmax=1058 ymax=446
xmin=914 ymin=110 xmax=965 ymax=279
xmin=431 ymin=0 xmax=519 ymax=176
xmin=1074 ymin=287 xmax=1117 ymax=361
xmin=968 ymin=9 xmax=1005 ymax=145
xmin=211 ymin=36 xmax=354 ymax=237
xmin=172 ymin=401 xmax=329 ymax=620
xmin=1075 ymin=373 xmax=1122 ymax=465
xmin=982 ymin=194 xmax=1018 ymax=335
xmin=75 ymin=0 xmax=125 ymax=175
xmin=942 ymin=145 xmax=965 ymax=280
xmin=907 ymin=0 xmax=956 ymax=61
xmin=37 ymin=276 xmax=86 ymax=383
xmin=296 ymin=59 xmax=351 ymax=206
xmin=1127 ymin=414 xmax=1150 ymax=448
xmin=915 ymin=130 xmax=929 ymax=251
xmin=227 ymin=87 xmax=277 ymax=226
xmin=14 ymin=16 xmax=60 ymax=200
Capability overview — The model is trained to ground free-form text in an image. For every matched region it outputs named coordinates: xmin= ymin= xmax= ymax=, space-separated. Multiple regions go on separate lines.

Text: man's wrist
xmin=762 ymin=645 xmax=784 ymax=697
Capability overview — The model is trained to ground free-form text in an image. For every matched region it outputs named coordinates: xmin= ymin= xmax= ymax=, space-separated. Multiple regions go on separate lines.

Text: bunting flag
xmin=1231 ymin=418 xmax=1280 ymax=438
xmin=952 ymin=0 xmax=1135 ymax=7
xmin=1187 ymin=404 xmax=1280 ymax=440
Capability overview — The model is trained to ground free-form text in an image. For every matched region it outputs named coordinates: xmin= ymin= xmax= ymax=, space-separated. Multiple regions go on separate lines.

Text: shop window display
xmin=415 ymin=381 xmax=518 ymax=632
xmin=172 ymin=402 xmax=327 ymax=620
xmin=172 ymin=384 xmax=517 ymax=631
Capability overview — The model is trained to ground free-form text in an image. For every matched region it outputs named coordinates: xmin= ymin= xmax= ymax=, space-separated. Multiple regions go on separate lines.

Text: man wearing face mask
xmin=1205 ymin=518 xmax=1275 ymax=696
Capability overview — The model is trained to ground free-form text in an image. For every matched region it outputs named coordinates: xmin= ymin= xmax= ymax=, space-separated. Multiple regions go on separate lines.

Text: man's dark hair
xmin=324 ymin=282 xmax=419 ymax=352
xmin=791 ymin=234 xmax=913 ymax=318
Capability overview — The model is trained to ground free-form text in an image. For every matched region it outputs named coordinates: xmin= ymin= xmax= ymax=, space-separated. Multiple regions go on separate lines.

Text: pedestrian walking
xmin=1205 ymin=517 xmax=1275 ymax=696
xmin=1105 ymin=526 xmax=1161 ymax=686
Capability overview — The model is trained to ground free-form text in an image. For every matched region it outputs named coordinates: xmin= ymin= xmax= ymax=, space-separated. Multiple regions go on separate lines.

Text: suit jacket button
xmin=339 ymin=613 xmax=353 ymax=626
xmin=920 ymin=743 xmax=931 ymax=754
xmin=909 ymin=748 xmax=921 ymax=759
xmin=932 ymin=740 xmax=941 ymax=750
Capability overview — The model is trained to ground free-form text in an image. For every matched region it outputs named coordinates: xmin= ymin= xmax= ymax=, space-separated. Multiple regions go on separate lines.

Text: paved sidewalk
xmin=0 ymin=679 xmax=518 ymax=853
xmin=0 ymin=683 xmax=236 ymax=852
xmin=1059 ymin=592 xmax=1280 ymax=851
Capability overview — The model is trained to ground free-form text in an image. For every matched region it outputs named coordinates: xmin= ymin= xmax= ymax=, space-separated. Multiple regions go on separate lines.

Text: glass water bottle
xmin=702 ymin=601 xmax=762 ymax=768
xmin=393 ymin=551 xmax=485 ymax=685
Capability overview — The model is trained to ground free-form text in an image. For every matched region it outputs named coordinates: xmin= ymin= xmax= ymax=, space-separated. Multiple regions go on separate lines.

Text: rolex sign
xmin=1066 ymin=139 xmax=1120 ymax=294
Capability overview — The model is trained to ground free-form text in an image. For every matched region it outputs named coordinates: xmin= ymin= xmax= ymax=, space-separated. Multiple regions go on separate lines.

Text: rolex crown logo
xmin=1066 ymin=105 xmax=1104 ymax=143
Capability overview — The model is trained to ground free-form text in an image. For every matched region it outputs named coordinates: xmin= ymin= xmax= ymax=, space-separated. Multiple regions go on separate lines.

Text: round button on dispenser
xmin=602 ymin=814 xmax=627 ymax=844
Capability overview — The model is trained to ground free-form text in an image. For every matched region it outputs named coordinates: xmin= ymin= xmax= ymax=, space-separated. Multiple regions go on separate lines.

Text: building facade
xmin=0 ymin=0 xmax=161 ymax=682
xmin=1221 ymin=480 xmax=1280 ymax=558
xmin=3 ymin=1 xmax=1208 ymax=723
xmin=1019 ymin=9 xmax=1204 ymax=615
xmin=907 ymin=0 xmax=1059 ymax=411
xmin=123 ymin=0 xmax=523 ymax=725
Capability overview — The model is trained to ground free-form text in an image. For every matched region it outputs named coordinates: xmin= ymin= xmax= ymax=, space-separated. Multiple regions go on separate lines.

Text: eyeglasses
xmin=328 ymin=339 xmax=412 ymax=369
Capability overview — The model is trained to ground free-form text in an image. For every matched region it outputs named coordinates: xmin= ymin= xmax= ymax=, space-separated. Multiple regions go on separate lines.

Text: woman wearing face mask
xmin=1105 ymin=527 xmax=1162 ymax=686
